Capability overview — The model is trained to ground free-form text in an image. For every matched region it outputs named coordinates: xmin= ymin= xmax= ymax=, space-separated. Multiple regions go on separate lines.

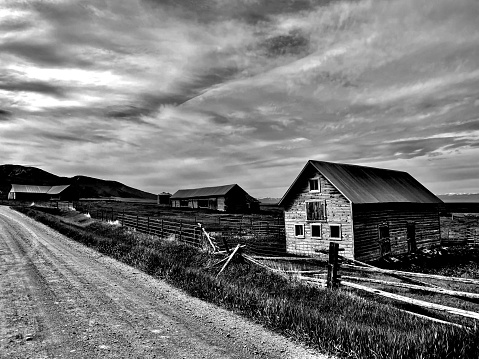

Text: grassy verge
xmin=15 ymin=206 xmax=479 ymax=359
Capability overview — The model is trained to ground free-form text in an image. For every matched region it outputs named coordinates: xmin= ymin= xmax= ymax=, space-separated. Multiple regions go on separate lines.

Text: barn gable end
xmin=281 ymin=162 xmax=354 ymax=259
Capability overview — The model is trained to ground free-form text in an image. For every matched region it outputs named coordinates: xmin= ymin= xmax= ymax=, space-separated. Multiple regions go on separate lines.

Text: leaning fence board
xmin=341 ymin=256 xmax=441 ymax=289
xmin=341 ymin=275 xmax=479 ymax=300
xmin=243 ymin=254 xmax=289 ymax=279
xmin=251 ymin=256 xmax=323 ymax=261
xmin=342 ymin=280 xmax=479 ymax=321
xmin=342 ymin=264 xmax=479 ymax=285
xmin=216 ymin=244 xmax=241 ymax=278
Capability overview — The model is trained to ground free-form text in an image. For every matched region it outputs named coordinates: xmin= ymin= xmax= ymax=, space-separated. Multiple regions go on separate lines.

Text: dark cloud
xmin=39 ymin=132 xmax=139 ymax=148
xmin=0 ymin=80 xmax=66 ymax=98
xmin=0 ymin=41 xmax=93 ymax=68
xmin=0 ymin=109 xmax=13 ymax=121
xmin=0 ymin=18 xmax=32 ymax=32
xmin=143 ymin=0 xmax=334 ymax=24
xmin=262 ymin=30 xmax=310 ymax=58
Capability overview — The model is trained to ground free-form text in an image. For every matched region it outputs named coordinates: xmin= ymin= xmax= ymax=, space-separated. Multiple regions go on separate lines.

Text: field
xmin=10 ymin=204 xmax=479 ymax=359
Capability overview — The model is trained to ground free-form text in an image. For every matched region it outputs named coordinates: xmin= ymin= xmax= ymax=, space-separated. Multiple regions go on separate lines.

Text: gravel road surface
xmin=0 ymin=206 xmax=326 ymax=359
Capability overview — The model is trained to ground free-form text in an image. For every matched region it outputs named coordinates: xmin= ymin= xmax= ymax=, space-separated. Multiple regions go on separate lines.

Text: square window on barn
xmin=311 ymin=224 xmax=322 ymax=239
xmin=330 ymin=224 xmax=341 ymax=240
xmin=180 ymin=199 xmax=189 ymax=207
xmin=309 ymin=178 xmax=320 ymax=192
xmin=306 ymin=201 xmax=326 ymax=220
xmin=294 ymin=224 xmax=304 ymax=238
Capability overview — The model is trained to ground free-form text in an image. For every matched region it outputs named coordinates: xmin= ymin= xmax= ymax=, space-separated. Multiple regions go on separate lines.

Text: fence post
xmin=136 ymin=215 xmax=139 ymax=230
xmin=179 ymin=220 xmax=183 ymax=242
xmin=147 ymin=217 xmax=150 ymax=234
xmin=161 ymin=219 xmax=164 ymax=237
xmin=327 ymin=242 xmax=340 ymax=289
xmin=122 ymin=210 xmax=125 ymax=226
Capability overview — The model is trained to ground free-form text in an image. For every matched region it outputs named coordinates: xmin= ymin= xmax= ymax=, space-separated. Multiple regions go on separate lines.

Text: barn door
xmin=407 ymin=222 xmax=416 ymax=253
xmin=378 ymin=224 xmax=391 ymax=257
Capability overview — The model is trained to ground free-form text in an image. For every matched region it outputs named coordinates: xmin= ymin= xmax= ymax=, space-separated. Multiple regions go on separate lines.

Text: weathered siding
xmin=353 ymin=203 xmax=441 ymax=261
xmin=217 ymin=197 xmax=225 ymax=211
xmin=284 ymin=169 xmax=354 ymax=259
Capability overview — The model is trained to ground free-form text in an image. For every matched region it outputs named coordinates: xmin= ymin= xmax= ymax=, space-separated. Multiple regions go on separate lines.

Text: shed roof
xmin=171 ymin=184 xmax=238 ymax=199
xmin=10 ymin=184 xmax=70 ymax=194
xmin=47 ymin=185 xmax=70 ymax=195
xmin=279 ymin=160 xmax=443 ymax=205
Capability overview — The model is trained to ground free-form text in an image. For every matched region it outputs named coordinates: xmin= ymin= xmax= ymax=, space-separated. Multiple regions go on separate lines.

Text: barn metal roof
xmin=10 ymin=184 xmax=70 ymax=194
xmin=279 ymin=160 xmax=443 ymax=205
xmin=171 ymin=184 xmax=239 ymax=199
xmin=47 ymin=185 xmax=70 ymax=195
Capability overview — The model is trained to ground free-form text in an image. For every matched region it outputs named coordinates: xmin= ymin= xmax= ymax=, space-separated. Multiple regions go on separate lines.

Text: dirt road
xmin=0 ymin=207 xmax=324 ymax=359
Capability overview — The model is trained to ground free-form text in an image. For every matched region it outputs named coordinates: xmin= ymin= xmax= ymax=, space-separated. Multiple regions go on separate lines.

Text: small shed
xmin=171 ymin=184 xmax=259 ymax=213
xmin=157 ymin=192 xmax=172 ymax=206
xmin=279 ymin=160 xmax=443 ymax=261
xmin=8 ymin=184 xmax=76 ymax=201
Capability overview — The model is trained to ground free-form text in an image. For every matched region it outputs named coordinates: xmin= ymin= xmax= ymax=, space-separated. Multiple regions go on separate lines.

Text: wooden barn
xmin=8 ymin=184 xmax=76 ymax=201
xmin=171 ymin=184 xmax=259 ymax=213
xmin=278 ymin=160 xmax=443 ymax=261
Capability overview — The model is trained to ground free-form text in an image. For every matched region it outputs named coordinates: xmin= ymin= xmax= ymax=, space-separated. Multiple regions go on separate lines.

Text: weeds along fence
xmin=0 ymin=200 xmax=74 ymax=211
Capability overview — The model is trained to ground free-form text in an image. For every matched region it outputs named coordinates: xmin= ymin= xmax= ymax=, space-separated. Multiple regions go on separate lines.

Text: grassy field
xmin=12 ymin=206 xmax=479 ymax=359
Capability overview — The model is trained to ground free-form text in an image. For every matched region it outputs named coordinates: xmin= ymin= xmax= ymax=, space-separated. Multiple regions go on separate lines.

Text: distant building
xmin=157 ymin=192 xmax=172 ymax=206
xmin=171 ymin=184 xmax=259 ymax=213
xmin=8 ymin=184 xmax=77 ymax=201
xmin=279 ymin=160 xmax=443 ymax=261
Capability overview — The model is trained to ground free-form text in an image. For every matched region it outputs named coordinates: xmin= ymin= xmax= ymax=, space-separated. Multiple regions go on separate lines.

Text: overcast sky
xmin=1 ymin=0 xmax=479 ymax=198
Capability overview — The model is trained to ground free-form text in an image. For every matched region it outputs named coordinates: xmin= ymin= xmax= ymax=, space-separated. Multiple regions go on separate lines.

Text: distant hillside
xmin=438 ymin=193 xmax=479 ymax=203
xmin=258 ymin=197 xmax=281 ymax=205
xmin=0 ymin=164 xmax=156 ymax=200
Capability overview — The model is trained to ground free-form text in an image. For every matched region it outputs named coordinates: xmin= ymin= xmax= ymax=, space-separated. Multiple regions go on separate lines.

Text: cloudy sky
xmin=1 ymin=0 xmax=479 ymax=197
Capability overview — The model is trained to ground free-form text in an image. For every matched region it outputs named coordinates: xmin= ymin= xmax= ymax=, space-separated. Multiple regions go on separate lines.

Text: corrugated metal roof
xmin=10 ymin=184 xmax=53 ymax=194
xmin=10 ymin=184 xmax=70 ymax=194
xmin=280 ymin=161 xmax=443 ymax=205
xmin=171 ymin=184 xmax=238 ymax=199
xmin=47 ymin=185 xmax=70 ymax=195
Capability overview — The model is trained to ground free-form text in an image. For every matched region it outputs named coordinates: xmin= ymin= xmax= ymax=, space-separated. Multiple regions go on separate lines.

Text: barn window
xmin=330 ymin=224 xmax=341 ymax=240
xmin=309 ymin=178 xmax=320 ymax=192
xmin=198 ymin=199 xmax=209 ymax=208
xmin=180 ymin=199 xmax=189 ymax=207
xmin=311 ymin=224 xmax=322 ymax=239
xmin=306 ymin=201 xmax=326 ymax=220
xmin=294 ymin=224 xmax=304 ymax=238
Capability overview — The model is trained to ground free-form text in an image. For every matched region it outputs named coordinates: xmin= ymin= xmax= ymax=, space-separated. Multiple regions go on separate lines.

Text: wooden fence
xmin=119 ymin=213 xmax=205 ymax=248
xmin=72 ymin=201 xmax=286 ymax=252
xmin=441 ymin=227 xmax=479 ymax=246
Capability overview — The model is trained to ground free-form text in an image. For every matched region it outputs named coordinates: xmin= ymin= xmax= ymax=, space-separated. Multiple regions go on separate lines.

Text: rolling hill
xmin=0 ymin=164 xmax=156 ymax=200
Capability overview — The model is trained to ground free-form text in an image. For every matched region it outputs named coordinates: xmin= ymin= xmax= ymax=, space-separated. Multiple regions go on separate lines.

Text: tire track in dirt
xmin=0 ymin=207 xmax=327 ymax=359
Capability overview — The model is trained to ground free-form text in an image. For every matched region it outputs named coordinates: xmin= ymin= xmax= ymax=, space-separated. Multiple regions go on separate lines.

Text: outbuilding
xmin=279 ymin=160 xmax=443 ymax=261
xmin=171 ymin=184 xmax=259 ymax=213
xmin=8 ymin=184 xmax=76 ymax=201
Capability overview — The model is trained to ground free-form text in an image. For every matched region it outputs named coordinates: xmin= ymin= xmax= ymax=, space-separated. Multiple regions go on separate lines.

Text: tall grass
xmin=15 ymin=207 xmax=479 ymax=359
